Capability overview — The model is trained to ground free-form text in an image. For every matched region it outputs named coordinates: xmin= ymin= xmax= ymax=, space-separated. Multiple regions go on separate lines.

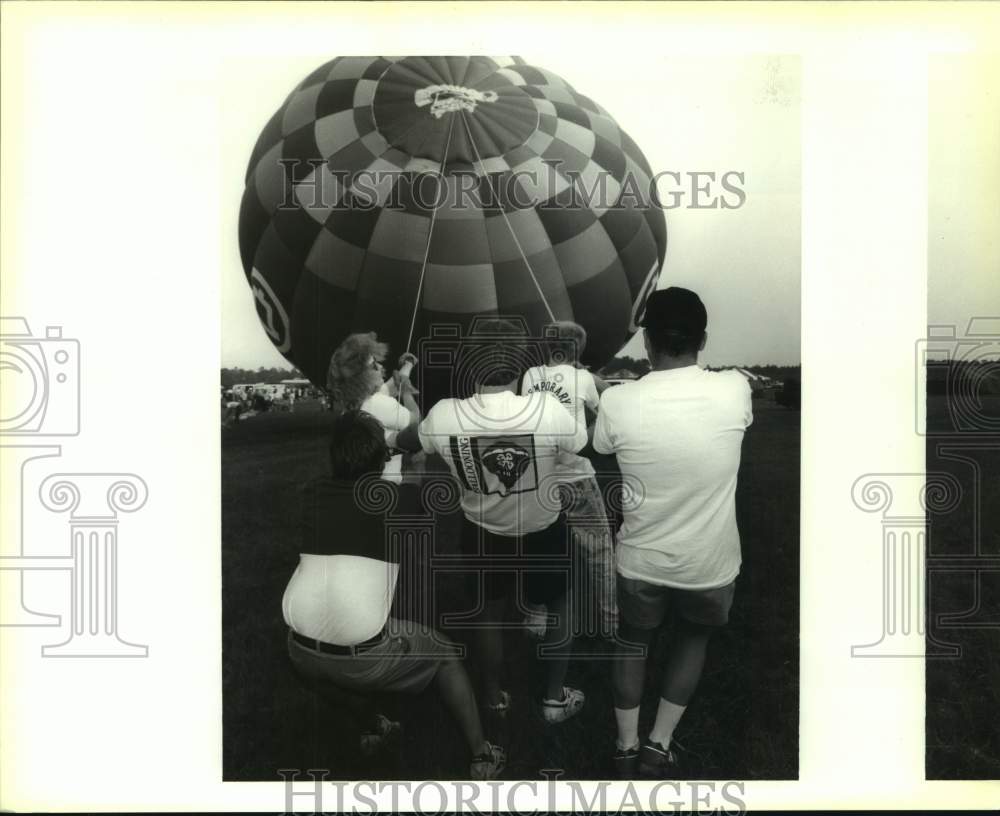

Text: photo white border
xmin=2 ymin=1 xmax=999 ymax=810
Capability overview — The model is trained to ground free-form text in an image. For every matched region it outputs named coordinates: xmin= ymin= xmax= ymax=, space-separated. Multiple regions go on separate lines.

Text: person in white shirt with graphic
xmin=593 ymin=287 xmax=752 ymax=778
xmin=520 ymin=320 xmax=617 ymax=638
xmin=417 ymin=319 xmax=589 ymax=724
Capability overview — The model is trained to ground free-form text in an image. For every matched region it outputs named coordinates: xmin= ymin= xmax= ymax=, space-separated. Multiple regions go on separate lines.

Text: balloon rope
xmin=459 ymin=111 xmax=557 ymax=323
xmin=405 ymin=113 xmax=457 ymax=354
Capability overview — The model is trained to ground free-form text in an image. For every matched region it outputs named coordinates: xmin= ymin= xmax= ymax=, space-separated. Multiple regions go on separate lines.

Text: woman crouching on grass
xmin=283 ymin=410 xmax=505 ymax=779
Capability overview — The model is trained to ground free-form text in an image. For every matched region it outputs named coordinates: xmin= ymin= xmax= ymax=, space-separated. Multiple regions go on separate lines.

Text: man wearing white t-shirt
xmin=418 ymin=319 xmax=589 ymax=724
xmin=593 ymin=287 xmax=752 ymax=778
xmin=520 ymin=320 xmax=617 ymax=637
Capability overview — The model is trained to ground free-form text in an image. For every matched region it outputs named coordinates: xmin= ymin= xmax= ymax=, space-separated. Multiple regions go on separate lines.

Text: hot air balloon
xmin=239 ymin=56 xmax=666 ymax=394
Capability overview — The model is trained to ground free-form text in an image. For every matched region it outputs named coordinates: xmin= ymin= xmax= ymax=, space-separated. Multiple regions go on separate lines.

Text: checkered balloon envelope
xmin=239 ymin=56 xmax=667 ymax=390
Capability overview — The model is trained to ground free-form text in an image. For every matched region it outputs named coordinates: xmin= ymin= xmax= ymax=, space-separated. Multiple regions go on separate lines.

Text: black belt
xmin=291 ymin=627 xmax=387 ymax=656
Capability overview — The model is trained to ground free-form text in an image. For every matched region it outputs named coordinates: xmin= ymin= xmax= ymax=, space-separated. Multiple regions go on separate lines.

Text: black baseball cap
xmin=639 ymin=286 xmax=707 ymax=336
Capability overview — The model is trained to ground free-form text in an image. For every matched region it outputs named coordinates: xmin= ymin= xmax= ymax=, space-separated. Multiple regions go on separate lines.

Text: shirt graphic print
xmin=447 ymin=433 xmax=538 ymax=497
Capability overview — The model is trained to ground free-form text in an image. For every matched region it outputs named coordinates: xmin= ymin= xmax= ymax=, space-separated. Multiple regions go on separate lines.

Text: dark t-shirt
xmin=299 ymin=477 xmax=420 ymax=561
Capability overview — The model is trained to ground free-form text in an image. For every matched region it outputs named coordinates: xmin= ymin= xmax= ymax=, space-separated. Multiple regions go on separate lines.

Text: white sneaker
xmin=486 ymin=689 xmax=511 ymax=718
xmin=541 ymin=686 xmax=585 ymax=724
xmin=522 ymin=604 xmax=548 ymax=639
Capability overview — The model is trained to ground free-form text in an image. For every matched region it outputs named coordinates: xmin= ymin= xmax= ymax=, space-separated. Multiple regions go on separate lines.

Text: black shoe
xmin=359 ymin=713 xmax=401 ymax=757
xmin=470 ymin=742 xmax=506 ymax=780
xmin=638 ymin=738 xmax=679 ymax=778
xmin=613 ymin=743 xmax=640 ymax=779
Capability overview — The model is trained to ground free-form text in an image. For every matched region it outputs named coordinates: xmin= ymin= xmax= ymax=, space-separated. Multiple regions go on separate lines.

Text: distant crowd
xmin=220 ymin=383 xmax=327 ymax=425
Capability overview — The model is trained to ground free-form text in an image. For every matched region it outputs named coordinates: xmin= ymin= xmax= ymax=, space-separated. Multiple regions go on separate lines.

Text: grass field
xmin=222 ymin=398 xmax=799 ymax=781
xmin=925 ymin=393 xmax=1000 ymax=779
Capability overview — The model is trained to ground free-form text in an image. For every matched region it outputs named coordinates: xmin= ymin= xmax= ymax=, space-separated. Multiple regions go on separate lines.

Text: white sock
xmin=614 ymin=706 xmax=640 ymax=751
xmin=648 ymin=698 xmax=686 ymax=748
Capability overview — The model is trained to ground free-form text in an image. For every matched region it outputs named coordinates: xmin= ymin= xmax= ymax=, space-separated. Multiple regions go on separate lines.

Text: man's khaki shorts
xmin=287 ymin=618 xmax=461 ymax=695
xmin=616 ymin=573 xmax=736 ymax=629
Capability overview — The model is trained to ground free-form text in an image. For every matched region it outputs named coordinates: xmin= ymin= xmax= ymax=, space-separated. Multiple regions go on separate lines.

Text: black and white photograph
xmin=1 ymin=3 xmax=998 ymax=813
xmin=221 ymin=53 xmax=800 ymax=782
xmin=923 ymin=52 xmax=1000 ymax=780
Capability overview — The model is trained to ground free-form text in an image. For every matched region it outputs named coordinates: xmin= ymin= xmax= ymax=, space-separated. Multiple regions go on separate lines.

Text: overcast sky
xmin=222 ymin=54 xmax=802 ymax=370
xmin=928 ymin=53 xmax=1000 ymax=336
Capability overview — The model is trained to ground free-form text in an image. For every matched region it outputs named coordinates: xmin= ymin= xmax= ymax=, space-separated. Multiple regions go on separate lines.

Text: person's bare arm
xmin=398 ymin=376 xmax=421 ymax=424
xmin=394 ymin=375 xmax=423 ymax=452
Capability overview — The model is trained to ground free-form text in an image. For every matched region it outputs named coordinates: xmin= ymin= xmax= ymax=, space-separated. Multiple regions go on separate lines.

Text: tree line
xmin=221 ymin=367 xmax=303 ymax=388
xmin=927 ymin=359 xmax=1000 ymax=395
xmin=599 ymin=357 xmax=802 ymax=382
xmin=222 ymin=360 xmax=807 ymax=388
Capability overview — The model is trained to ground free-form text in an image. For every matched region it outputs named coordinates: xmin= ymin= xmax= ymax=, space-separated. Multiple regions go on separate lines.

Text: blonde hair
xmin=325 ymin=332 xmax=387 ymax=414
